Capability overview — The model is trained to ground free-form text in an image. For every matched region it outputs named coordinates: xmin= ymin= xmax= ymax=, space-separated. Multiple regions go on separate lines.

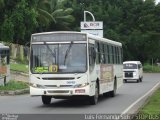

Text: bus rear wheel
xmin=89 ymin=83 xmax=99 ymax=105
xmin=42 ymin=96 xmax=52 ymax=105
xmin=109 ymin=80 xmax=117 ymax=97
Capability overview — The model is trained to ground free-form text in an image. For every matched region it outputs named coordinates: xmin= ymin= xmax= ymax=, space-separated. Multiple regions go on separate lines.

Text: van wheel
xmin=89 ymin=83 xmax=99 ymax=105
xmin=137 ymin=78 xmax=140 ymax=83
xmin=123 ymin=79 xmax=127 ymax=83
xmin=42 ymin=96 xmax=52 ymax=105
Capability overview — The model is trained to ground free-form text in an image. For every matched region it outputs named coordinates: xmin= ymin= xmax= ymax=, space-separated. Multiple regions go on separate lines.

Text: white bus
xmin=29 ymin=31 xmax=123 ymax=105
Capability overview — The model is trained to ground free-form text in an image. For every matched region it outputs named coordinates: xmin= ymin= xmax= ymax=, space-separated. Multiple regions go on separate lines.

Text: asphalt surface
xmin=0 ymin=73 xmax=160 ymax=115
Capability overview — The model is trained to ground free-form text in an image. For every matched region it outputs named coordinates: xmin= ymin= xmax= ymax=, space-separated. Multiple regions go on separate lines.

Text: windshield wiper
xmin=64 ymin=42 xmax=73 ymax=65
xmin=45 ymin=42 xmax=57 ymax=63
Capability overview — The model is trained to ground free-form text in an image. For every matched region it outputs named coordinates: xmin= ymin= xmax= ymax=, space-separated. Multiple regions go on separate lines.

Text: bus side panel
xmin=89 ymin=64 xmax=123 ymax=95
xmin=114 ymin=64 xmax=123 ymax=89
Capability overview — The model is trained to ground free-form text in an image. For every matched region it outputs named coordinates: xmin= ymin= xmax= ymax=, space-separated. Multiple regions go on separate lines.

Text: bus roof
xmin=32 ymin=31 xmax=85 ymax=36
xmin=32 ymin=31 xmax=122 ymax=46
xmin=87 ymin=33 xmax=122 ymax=46
xmin=0 ymin=43 xmax=9 ymax=49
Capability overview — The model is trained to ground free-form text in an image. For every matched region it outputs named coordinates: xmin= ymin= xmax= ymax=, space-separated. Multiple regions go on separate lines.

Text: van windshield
xmin=123 ymin=63 xmax=138 ymax=69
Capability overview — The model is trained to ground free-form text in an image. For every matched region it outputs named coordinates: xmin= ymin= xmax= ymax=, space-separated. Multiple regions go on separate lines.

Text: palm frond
xmin=64 ymin=8 xmax=73 ymax=14
xmin=38 ymin=8 xmax=56 ymax=23
xmin=51 ymin=9 xmax=64 ymax=16
xmin=56 ymin=0 xmax=67 ymax=9
xmin=57 ymin=15 xmax=75 ymax=22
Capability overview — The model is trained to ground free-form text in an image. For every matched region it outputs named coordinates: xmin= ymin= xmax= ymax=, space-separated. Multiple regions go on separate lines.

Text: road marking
xmin=121 ymin=81 xmax=160 ymax=115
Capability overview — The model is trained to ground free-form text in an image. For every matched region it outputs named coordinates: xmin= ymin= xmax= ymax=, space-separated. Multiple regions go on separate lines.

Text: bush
xmin=143 ymin=64 xmax=160 ymax=73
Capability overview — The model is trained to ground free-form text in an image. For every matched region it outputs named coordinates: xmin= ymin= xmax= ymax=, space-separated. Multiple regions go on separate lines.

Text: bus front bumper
xmin=30 ymin=85 xmax=90 ymax=96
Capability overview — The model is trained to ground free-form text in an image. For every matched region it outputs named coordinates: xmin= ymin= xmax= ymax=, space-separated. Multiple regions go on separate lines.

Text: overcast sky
xmin=144 ymin=0 xmax=160 ymax=4
xmin=156 ymin=0 xmax=160 ymax=4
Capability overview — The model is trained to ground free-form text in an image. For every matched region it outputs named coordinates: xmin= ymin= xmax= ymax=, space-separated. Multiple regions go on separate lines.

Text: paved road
xmin=0 ymin=73 xmax=160 ymax=115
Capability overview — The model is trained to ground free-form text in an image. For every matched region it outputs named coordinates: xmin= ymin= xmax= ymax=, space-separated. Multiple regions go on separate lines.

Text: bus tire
xmin=103 ymin=92 xmax=109 ymax=97
xmin=89 ymin=82 xmax=99 ymax=105
xmin=42 ymin=96 xmax=52 ymax=105
xmin=109 ymin=80 xmax=117 ymax=97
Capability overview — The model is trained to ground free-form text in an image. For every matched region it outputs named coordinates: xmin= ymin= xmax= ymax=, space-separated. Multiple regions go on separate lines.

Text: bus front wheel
xmin=89 ymin=83 xmax=99 ymax=105
xmin=42 ymin=96 xmax=52 ymax=105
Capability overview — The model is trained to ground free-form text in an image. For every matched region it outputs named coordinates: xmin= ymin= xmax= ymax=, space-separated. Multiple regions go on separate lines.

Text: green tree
xmin=36 ymin=0 xmax=56 ymax=29
xmin=70 ymin=0 xmax=160 ymax=63
xmin=0 ymin=0 xmax=38 ymax=44
xmin=0 ymin=0 xmax=4 ymax=8
xmin=36 ymin=0 xmax=75 ymax=31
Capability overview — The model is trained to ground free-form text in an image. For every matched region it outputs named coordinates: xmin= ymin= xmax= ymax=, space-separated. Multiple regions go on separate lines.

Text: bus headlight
xmin=73 ymin=83 xmax=89 ymax=88
xmin=30 ymin=83 xmax=46 ymax=89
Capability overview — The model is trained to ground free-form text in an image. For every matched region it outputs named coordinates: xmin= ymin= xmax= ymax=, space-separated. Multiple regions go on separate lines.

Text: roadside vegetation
xmin=143 ymin=64 xmax=160 ymax=73
xmin=0 ymin=0 xmax=159 ymax=63
xmin=10 ymin=63 xmax=28 ymax=73
xmin=0 ymin=80 xmax=29 ymax=91
xmin=135 ymin=88 xmax=160 ymax=120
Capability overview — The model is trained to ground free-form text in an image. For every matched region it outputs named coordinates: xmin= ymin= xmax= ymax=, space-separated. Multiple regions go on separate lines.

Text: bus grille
xmin=47 ymin=90 xmax=69 ymax=94
xmin=42 ymin=77 xmax=75 ymax=80
xmin=45 ymin=85 xmax=73 ymax=88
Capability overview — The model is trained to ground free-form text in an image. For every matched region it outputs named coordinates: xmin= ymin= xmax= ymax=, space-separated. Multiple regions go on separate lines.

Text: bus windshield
xmin=31 ymin=43 xmax=87 ymax=74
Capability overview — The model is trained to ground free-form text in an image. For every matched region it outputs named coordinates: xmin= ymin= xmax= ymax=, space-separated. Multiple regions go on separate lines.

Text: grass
xmin=0 ymin=80 xmax=29 ymax=91
xmin=140 ymin=88 xmax=160 ymax=114
xmin=135 ymin=88 xmax=160 ymax=120
xmin=10 ymin=63 xmax=29 ymax=73
xmin=143 ymin=64 xmax=160 ymax=73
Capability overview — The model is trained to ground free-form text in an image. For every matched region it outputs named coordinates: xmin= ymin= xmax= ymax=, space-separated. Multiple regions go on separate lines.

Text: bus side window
xmin=116 ymin=47 xmax=119 ymax=64
xmin=116 ymin=47 xmax=120 ymax=64
xmin=109 ymin=45 xmax=112 ymax=64
xmin=107 ymin=44 xmax=110 ymax=64
xmin=112 ymin=46 xmax=116 ymax=64
xmin=95 ymin=42 xmax=100 ymax=64
xmin=89 ymin=44 xmax=96 ymax=66
xmin=104 ymin=44 xmax=108 ymax=64
xmin=99 ymin=43 xmax=105 ymax=64
xmin=120 ymin=47 xmax=123 ymax=64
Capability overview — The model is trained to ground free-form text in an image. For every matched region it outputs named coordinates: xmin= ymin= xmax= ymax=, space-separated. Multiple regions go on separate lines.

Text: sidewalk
xmin=10 ymin=71 xmax=29 ymax=82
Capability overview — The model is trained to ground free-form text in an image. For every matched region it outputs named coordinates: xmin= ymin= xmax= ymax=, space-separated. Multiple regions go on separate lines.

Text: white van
xmin=123 ymin=61 xmax=143 ymax=83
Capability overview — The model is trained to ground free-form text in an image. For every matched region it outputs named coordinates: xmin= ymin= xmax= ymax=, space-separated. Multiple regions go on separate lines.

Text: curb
xmin=11 ymin=71 xmax=29 ymax=77
xmin=0 ymin=88 xmax=29 ymax=96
